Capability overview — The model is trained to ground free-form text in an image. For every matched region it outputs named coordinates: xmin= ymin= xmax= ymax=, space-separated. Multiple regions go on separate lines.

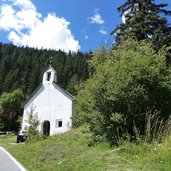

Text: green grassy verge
xmin=1 ymin=129 xmax=171 ymax=171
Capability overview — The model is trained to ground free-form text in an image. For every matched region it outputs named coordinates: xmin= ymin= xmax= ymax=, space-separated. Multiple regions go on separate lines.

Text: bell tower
xmin=42 ymin=57 xmax=57 ymax=85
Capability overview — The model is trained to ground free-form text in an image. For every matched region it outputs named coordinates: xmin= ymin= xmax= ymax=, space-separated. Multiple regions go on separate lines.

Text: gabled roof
xmin=24 ymin=63 xmax=74 ymax=106
xmin=24 ymin=82 xmax=74 ymax=106
xmin=23 ymin=84 xmax=43 ymax=106
xmin=52 ymin=81 xmax=74 ymax=100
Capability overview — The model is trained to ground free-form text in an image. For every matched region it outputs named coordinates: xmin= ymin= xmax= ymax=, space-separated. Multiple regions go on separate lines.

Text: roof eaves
xmin=52 ymin=81 xmax=75 ymax=100
xmin=23 ymin=84 xmax=43 ymax=106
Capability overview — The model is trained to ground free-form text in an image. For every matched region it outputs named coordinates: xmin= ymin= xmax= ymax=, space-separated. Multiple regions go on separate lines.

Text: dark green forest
xmin=0 ymin=43 xmax=90 ymax=96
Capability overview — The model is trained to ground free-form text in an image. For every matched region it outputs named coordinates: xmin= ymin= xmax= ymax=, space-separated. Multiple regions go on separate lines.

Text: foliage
xmin=0 ymin=43 xmax=90 ymax=96
xmin=26 ymin=104 xmax=40 ymax=138
xmin=76 ymin=38 xmax=171 ymax=145
xmin=111 ymin=0 xmax=171 ymax=50
xmin=133 ymin=111 xmax=171 ymax=144
xmin=88 ymin=47 xmax=109 ymax=75
xmin=0 ymin=89 xmax=24 ymax=131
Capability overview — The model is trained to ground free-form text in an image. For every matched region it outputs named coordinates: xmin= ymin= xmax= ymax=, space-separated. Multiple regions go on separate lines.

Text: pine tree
xmin=0 ymin=43 xmax=90 ymax=96
xmin=111 ymin=0 xmax=171 ymax=50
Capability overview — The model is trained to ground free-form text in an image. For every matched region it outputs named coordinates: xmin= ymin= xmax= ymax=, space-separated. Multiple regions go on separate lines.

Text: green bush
xmin=76 ymin=39 xmax=171 ymax=145
xmin=26 ymin=104 xmax=40 ymax=142
xmin=0 ymin=89 xmax=24 ymax=131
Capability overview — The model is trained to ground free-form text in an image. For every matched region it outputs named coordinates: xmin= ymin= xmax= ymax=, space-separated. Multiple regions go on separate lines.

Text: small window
xmin=58 ymin=121 xmax=62 ymax=127
xmin=56 ymin=120 xmax=62 ymax=128
xmin=47 ymin=72 xmax=51 ymax=81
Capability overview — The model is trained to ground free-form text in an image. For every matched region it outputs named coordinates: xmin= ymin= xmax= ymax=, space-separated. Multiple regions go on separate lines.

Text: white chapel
xmin=22 ymin=63 xmax=74 ymax=136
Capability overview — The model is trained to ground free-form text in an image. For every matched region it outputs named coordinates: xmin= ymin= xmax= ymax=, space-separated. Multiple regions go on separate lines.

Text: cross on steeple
xmin=49 ymin=56 xmax=53 ymax=65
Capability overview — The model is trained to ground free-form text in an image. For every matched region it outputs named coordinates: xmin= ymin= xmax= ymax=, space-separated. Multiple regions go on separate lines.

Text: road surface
xmin=0 ymin=146 xmax=26 ymax=171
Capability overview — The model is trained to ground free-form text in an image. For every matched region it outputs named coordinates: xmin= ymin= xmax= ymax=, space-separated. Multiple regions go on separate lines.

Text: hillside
xmin=0 ymin=43 xmax=90 ymax=96
xmin=1 ymin=128 xmax=171 ymax=171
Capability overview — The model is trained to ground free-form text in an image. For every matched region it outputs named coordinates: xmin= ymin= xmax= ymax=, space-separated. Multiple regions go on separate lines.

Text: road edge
xmin=0 ymin=146 xmax=26 ymax=171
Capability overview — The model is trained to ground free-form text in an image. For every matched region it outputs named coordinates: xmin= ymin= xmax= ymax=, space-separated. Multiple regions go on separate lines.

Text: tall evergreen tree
xmin=111 ymin=0 xmax=171 ymax=50
xmin=0 ymin=43 xmax=89 ymax=96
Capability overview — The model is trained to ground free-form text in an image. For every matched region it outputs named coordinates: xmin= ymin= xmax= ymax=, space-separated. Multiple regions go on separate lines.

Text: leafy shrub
xmin=26 ymin=104 xmax=40 ymax=142
xmin=0 ymin=89 xmax=24 ymax=131
xmin=76 ymin=38 xmax=171 ymax=145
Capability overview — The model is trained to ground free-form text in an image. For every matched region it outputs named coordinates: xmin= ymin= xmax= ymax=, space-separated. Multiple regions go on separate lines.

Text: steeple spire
xmin=49 ymin=56 xmax=53 ymax=66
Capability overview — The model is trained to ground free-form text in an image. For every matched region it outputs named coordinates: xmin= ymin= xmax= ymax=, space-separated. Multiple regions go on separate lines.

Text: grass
xmin=1 ymin=128 xmax=171 ymax=171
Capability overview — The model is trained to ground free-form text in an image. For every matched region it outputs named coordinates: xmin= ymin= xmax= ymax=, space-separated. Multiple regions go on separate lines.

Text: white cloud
xmin=88 ymin=9 xmax=104 ymax=24
xmin=99 ymin=29 xmax=108 ymax=35
xmin=0 ymin=0 xmax=80 ymax=52
xmin=0 ymin=5 xmax=18 ymax=30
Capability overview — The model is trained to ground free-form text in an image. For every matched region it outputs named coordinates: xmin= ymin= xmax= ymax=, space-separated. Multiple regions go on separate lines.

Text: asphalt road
xmin=0 ymin=147 xmax=26 ymax=171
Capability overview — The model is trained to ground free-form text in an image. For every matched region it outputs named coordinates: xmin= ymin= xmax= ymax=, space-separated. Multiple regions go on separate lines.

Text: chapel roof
xmin=24 ymin=82 xmax=74 ymax=106
xmin=24 ymin=63 xmax=74 ymax=106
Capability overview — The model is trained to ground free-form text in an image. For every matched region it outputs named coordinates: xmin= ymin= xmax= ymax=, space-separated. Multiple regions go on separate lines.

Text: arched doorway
xmin=43 ymin=121 xmax=50 ymax=135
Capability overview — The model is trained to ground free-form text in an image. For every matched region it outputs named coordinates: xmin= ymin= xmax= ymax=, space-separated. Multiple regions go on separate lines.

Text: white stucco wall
xmin=22 ymin=83 xmax=73 ymax=135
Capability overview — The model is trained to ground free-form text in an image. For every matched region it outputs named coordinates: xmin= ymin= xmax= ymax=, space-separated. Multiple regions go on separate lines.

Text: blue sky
xmin=0 ymin=0 xmax=170 ymax=52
